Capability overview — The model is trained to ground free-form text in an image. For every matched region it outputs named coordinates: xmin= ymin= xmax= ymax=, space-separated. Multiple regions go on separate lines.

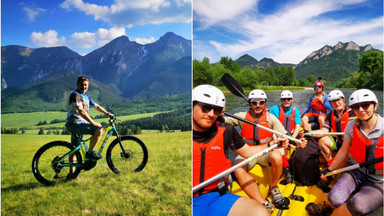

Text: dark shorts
xmin=65 ymin=121 xmax=99 ymax=146
xmin=193 ymin=192 xmax=240 ymax=216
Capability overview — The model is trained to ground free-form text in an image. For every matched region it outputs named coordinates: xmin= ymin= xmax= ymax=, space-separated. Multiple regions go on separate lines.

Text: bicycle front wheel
xmin=32 ymin=141 xmax=83 ymax=186
xmin=106 ymin=136 xmax=148 ymax=173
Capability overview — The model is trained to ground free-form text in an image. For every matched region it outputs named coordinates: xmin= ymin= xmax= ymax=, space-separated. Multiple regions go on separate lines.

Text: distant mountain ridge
xmin=234 ymin=41 xmax=380 ymax=84
xmin=2 ymin=32 xmax=191 ymax=102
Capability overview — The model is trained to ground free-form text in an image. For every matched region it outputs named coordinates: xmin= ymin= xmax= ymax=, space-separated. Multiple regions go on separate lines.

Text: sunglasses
xmin=351 ymin=102 xmax=372 ymax=111
xmin=251 ymin=101 xmax=265 ymax=106
xmin=315 ymin=86 xmax=323 ymax=89
xmin=281 ymin=98 xmax=292 ymax=102
xmin=198 ymin=103 xmax=223 ymax=115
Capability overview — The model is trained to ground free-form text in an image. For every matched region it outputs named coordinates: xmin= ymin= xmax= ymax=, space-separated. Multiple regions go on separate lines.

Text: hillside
xmin=1 ymin=32 xmax=191 ymax=101
xmin=233 ymin=41 xmax=381 ymax=85
xmin=294 ymin=41 xmax=378 ymax=84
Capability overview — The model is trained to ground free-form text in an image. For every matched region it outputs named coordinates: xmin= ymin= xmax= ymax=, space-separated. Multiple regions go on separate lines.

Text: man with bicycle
xmin=65 ymin=76 xmax=114 ymax=160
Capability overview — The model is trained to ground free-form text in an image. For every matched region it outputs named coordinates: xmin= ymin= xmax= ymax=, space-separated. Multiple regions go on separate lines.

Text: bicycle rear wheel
xmin=32 ymin=141 xmax=83 ymax=186
xmin=106 ymin=136 xmax=148 ymax=173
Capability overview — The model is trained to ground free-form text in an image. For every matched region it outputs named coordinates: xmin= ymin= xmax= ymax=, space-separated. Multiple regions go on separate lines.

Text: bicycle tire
xmin=32 ymin=141 xmax=83 ymax=186
xmin=106 ymin=136 xmax=148 ymax=173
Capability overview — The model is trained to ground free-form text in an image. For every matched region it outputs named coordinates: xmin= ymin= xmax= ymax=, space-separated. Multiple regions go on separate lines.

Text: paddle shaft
xmin=224 ymin=112 xmax=302 ymax=144
xmin=325 ymin=157 xmax=384 ymax=177
xmin=192 ymin=143 xmax=281 ymax=193
xmin=304 ymin=132 xmax=344 ymax=136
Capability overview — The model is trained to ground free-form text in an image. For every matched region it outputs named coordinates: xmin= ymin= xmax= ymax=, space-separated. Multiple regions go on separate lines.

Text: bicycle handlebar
xmin=108 ymin=114 xmax=116 ymax=124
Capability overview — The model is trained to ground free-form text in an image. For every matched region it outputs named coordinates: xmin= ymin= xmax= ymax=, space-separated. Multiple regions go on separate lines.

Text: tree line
xmin=194 ymin=50 xmax=383 ymax=90
xmin=193 ymin=57 xmax=314 ymax=89
xmin=336 ymin=50 xmax=383 ymax=90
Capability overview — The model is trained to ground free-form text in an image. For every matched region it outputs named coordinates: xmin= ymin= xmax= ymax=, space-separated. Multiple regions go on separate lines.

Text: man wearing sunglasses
xmin=309 ymin=90 xmax=356 ymax=165
xmin=302 ymin=80 xmax=332 ymax=132
xmin=307 ymin=89 xmax=383 ymax=216
xmin=269 ymin=90 xmax=302 ymax=183
xmin=193 ymin=85 xmax=270 ymax=216
xmin=225 ymin=89 xmax=298 ymax=208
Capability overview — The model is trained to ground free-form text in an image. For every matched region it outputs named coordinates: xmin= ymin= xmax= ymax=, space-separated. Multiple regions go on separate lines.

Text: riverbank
xmin=219 ymin=85 xmax=310 ymax=93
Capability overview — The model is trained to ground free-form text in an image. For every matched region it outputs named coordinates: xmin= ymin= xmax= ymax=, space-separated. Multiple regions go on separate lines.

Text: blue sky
xmin=2 ymin=0 xmax=192 ymax=55
xmin=193 ymin=0 xmax=383 ymax=64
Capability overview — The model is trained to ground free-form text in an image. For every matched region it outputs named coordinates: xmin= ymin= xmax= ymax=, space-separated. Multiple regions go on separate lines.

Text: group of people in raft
xmin=193 ymin=80 xmax=383 ymax=216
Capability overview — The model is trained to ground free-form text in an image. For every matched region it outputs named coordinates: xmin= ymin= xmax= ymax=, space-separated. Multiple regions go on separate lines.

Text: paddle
xmin=304 ymin=132 xmax=344 ymax=136
xmin=220 ymin=73 xmax=248 ymax=102
xmin=193 ymin=142 xmax=282 ymax=193
xmin=224 ymin=112 xmax=302 ymax=144
xmin=324 ymin=157 xmax=384 ymax=177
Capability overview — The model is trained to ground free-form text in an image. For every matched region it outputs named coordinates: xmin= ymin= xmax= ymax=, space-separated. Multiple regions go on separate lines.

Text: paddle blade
xmin=220 ymin=73 xmax=248 ymax=101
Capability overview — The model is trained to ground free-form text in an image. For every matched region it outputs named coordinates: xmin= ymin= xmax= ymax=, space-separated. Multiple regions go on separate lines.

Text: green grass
xmin=1 ymin=111 xmax=164 ymax=130
xmin=218 ymin=85 xmax=305 ymax=93
xmin=1 ymin=132 xmax=191 ymax=215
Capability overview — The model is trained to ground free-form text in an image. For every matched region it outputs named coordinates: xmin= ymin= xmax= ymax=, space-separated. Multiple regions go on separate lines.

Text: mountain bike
xmin=32 ymin=115 xmax=148 ymax=186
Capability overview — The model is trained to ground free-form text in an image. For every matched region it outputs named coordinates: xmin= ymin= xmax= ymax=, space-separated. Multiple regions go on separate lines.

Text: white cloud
xmin=194 ymin=0 xmax=258 ymax=27
xmin=23 ymin=5 xmax=46 ymax=22
xmin=70 ymin=32 xmax=96 ymax=48
xmin=60 ymin=0 xmax=109 ymax=20
xmin=95 ymin=27 xmax=126 ymax=46
xmin=60 ymin=0 xmax=191 ymax=27
xmin=30 ymin=30 xmax=66 ymax=47
xmin=195 ymin=0 xmax=383 ymax=63
xmin=134 ymin=36 xmax=157 ymax=44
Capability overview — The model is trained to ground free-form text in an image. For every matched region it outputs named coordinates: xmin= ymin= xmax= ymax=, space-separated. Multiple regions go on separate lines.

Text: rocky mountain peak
xmin=335 ymin=41 xmax=344 ymax=50
xmin=346 ymin=41 xmax=360 ymax=51
xmin=363 ymin=44 xmax=373 ymax=52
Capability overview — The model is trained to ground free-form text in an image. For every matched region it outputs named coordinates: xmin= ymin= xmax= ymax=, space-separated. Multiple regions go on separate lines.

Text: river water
xmin=224 ymin=89 xmax=383 ymax=117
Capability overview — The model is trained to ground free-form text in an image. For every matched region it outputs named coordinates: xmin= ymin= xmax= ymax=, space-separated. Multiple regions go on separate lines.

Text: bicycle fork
xmin=113 ymin=130 xmax=130 ymax=159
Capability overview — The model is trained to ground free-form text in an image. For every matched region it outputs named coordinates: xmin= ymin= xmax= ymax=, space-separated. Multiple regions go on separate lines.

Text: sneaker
xmin=280 ymin=167 xmax=293 ymax=185
xmin=270 ymin=186 xmax=284 ymax=205
xmin=305 ymin=202 xmax=333 ymax=216
xmin=263 ymin=199 xmax=274 ymax=213
xmin=86 ymin=151 xmax=103 ymax=160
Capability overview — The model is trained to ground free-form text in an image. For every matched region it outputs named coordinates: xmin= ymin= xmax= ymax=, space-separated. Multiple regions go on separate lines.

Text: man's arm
xmin=94 ymin=103 xmax=112 ymax=117
xmin=77 ymin=106 xmax=102 ymax=128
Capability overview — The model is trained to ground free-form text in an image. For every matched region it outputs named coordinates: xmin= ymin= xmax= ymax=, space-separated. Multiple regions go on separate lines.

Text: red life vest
xmin=241 ymin=110 xmax=273 ymax=145
xmin=349 ymin=120 xmax=384 ymax=176
xmin=310 ymin=92 xmax=326 ymax=111
xmin=330 ymin=108 xmax=351 ymax=133
xmin=193 ymin=122 xmax=232 ymax=196
xmin=278 ymin=105 xmax=296 ymax=134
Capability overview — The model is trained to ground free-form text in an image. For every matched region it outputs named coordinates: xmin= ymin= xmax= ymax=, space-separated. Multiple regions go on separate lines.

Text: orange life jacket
xmin=278 ymin=105 xmax=296 ymax=134
xmin=349 ymin=119 xmax=384 ymax=176
xmin=193 ymin=122 xmax=232 ymax=196
xmin=310 ymin=92 xmax=326 ymax=111
xmin=241 ymin=110 xmax=273 ymax=145
xmin=330 ymin=108 xmax=351 ymax=133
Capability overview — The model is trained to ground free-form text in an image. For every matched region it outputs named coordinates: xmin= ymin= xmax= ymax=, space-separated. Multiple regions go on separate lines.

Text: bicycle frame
xmin=56 ymin=117 xmax=125 ymax=168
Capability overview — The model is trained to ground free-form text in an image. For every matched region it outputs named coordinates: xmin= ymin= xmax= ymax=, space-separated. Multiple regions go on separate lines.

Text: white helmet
xmin=193 ymin=84 xmax=226 ymax=108
xmin=349 ymin=89 xmax=378 ymax=106
xmin=328 ymin=90 xmax=345 ymax=101
xmin=280 ymin=90 xmax=293 ymax=99
xmin=248 ymin=89 xmax=267 ymax=101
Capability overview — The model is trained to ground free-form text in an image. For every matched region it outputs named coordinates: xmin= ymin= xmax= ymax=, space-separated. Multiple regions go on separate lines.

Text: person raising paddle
xmin=193 ymin=84 xmax=270 ymax=216
xmin=302 ymin=79 xmax=332 ymax=131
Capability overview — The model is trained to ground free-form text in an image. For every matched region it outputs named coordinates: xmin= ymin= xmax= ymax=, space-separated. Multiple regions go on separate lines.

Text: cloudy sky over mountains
xmin=193 ymin=0 xmax=383 ymax=64
xmin=2 ymin=0 xmax=382 ymax=63
xmin=2 ymin=0 xmax=192 ymax=55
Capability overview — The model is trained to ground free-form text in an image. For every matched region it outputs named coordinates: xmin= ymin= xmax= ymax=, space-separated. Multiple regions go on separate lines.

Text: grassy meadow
xmin=1 ymin=111 xmax=164 ymax=130
xmin=1 ymin=111 xmax=192 ymax=215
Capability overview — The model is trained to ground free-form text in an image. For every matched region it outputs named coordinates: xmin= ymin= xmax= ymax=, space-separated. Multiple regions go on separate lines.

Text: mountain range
xmin=234 ymin=41 xmax=380 ymax=84
xmin=1 ymin=32 xmax=191 ymax=112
